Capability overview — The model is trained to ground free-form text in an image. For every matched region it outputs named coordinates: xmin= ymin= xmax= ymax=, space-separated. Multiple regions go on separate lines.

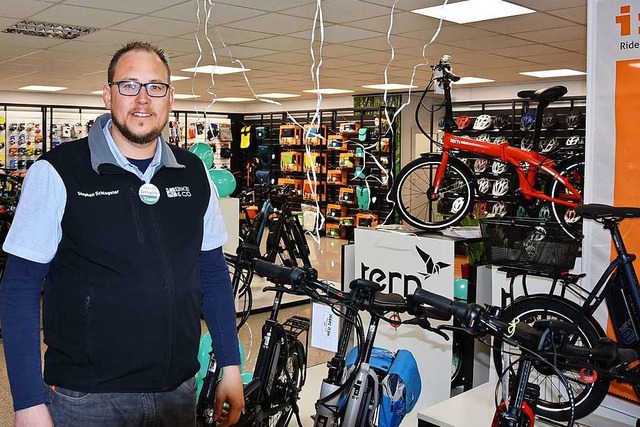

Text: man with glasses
xmin=0 ymin=41 xmax=244 ymax=426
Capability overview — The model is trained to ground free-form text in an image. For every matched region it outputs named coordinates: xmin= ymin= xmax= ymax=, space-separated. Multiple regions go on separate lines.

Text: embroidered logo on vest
xmin=166 ymin=186 xmax=192 ymax=198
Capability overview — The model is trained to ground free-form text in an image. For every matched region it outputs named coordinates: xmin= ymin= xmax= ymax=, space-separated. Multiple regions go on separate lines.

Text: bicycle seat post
xmin=531 ymin=101 xmax=548 ymax=152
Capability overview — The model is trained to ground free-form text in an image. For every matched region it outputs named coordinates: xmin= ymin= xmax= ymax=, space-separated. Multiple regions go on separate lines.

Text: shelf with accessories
xmin=431 ymin=95 xmax=585 ymax=220
xmin=240 ymin=105 xmax=399 ymax=237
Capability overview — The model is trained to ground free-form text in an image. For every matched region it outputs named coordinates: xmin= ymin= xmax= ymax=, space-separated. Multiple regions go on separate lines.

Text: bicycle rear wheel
xmin=493 ymin=295 xmax=609 ymax=421
xmin=393 ymin=154 xmax=475 ymax=230
xmin=267 ymin=339 xmax=306 ymax=427
xmin=547 ymin=156 xmax=584 ymax=240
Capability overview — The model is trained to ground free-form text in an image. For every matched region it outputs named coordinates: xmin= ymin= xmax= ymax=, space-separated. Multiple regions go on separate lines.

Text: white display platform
xmin=417 ymin=382 xmax=635 ymax=427
xmin=353 ymin=228 xmax=456 ymax=418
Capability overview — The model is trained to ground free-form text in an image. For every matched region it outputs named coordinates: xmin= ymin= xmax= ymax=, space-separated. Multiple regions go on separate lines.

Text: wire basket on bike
xmin=479 ymin=217 xmax=581 ymax=274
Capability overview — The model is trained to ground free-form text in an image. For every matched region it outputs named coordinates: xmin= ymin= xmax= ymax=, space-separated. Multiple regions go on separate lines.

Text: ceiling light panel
xmin=180 ymin=65 xmax=250 ymax=75
xmin=20 ymin=85 xmax=67 ymax=92
xmin=519 ymin=69 xmax=586 ymax=78
xmin=412 ymin=0 xmax=535 ymax=24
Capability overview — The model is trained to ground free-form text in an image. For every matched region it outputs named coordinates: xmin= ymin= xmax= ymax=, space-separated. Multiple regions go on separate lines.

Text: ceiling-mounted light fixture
xmin=3 ymin=20 xmax=98 ymax=39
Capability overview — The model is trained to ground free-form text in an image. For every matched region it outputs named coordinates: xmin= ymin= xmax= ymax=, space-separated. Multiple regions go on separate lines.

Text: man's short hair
xmin=108 ymin=41 xmax=171 ymax=83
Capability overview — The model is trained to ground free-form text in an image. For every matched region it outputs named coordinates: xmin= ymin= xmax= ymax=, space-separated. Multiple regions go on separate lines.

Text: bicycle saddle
xmin=576 ymin=204 xmax=640 ymax=220
xmin=517 ymin=86 xmax=568 ymax=104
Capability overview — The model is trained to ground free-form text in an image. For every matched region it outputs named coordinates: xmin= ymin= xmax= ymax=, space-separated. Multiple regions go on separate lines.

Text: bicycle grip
xmin=252 ymin=258 xmax=305 ymax=286
xmin=412 ymin=288 xmax=473 ymax=323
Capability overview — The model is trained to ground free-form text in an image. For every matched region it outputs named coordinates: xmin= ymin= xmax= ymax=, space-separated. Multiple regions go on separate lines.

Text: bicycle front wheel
xmin=547 ymin=156 xmax=584 ymax=240
xmin=393 ymin=154 xmax=475 ymax=230
xmin=493 ymin=295 xmax=609 ymax=422
xmin=267 ymin=339 xmax=306 ymax=427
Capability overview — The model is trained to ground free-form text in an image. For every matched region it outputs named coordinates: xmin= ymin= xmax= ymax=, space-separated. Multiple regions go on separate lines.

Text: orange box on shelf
xmin=339 ymin=152 xmax=355 ymax=168
xmin=339 ymin=187 xmax=355 ymax=204
xmin=303 ymin=124 xmax=327 ymax=146
xmin=280 ymin=150 xmax=302 ymax=172
xmin=326 ymin=203 xmax=347 ymax=219
xmin=303 ymin=151 xmax=326 ymax=173
xmin=280 ymin=124 xmax=301 ymax=145
xmin=339 ymin=122 xmax=360 ymax=137
xmin=327 ymin=134 xmax=347 ymax=150
xmin=277 ymin=177 xmax=302 ymax=193
xmin=326 ymin=223 xmax=346 ymax=239
xmin=327 ymin=169 xmax=347 ymax=185
xmin=356 ymin=212 xmax=378 ymax=228
xmin=303 ymin=180 xmax=323 ymax=202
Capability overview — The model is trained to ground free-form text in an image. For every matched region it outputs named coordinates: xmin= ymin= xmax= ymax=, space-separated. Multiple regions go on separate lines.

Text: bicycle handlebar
xmin=412 ymin=289 xmax=637 ymax=364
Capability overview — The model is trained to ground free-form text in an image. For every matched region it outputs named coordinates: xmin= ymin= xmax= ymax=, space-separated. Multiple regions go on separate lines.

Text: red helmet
xmin=455 ymin=115 xmax=473 ymax=130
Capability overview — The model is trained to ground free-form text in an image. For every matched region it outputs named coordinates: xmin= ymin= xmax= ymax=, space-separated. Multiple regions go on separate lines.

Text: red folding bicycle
xmin=392 ymin=55 xmax=584 ymax=239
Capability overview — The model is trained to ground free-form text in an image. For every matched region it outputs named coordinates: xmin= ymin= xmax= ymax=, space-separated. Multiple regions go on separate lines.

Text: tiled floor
xmin=0 ymin=236 xmax=347 ymax=425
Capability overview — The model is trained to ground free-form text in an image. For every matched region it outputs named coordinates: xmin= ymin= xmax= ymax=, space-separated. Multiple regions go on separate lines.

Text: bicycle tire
xmin=267 ymin=338 xmax=306 ymax=427
xmin=547 ymin=156 xmax=584 ymax=240
xmin=393 ymin=154 xmax=475 ymax=230
xmin=451 ymin=336 xmax=464 ymax=388
xmin=493 ymin=295 xmax=610 ymax=421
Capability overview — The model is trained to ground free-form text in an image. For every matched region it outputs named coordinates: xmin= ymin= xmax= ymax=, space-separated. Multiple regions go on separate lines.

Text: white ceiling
xmin=0 ymin=0 xmax=587 ymax=102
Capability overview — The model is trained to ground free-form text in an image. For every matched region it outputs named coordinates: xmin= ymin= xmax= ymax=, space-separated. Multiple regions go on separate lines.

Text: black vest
xmin=41 ymin=138 xmax=210 ymax=392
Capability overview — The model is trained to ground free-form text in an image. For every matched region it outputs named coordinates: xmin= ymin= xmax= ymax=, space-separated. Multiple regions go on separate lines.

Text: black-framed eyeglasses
xmin=109 ymin=80 xmax=171 ymax=98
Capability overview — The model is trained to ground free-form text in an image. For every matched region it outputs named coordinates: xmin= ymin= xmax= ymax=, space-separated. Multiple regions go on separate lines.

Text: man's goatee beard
xmin=112 ymin=116 xmax=162 ymax=145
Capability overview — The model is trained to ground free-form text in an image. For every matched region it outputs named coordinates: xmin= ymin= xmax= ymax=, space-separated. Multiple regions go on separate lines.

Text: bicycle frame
xmin=435 ymin=133 xmax=582 ymax=208
xmin=430 ymin=69 xmax=582 ymax=209
xmin=574 ymin=218 xmax=640 ymax=350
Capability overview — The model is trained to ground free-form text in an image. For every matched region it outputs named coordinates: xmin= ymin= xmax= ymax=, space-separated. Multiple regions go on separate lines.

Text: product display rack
xmin=431 ymin=95 xmax=586 ymax=220
xmin=241 ymin=106 xmax=399 ymax=237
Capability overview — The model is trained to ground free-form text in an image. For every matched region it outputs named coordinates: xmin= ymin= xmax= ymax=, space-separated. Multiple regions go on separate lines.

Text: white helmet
xmin=565 ymin=135 xmax=582 ymax=146
xmin=477 ymin=178 xmax=490 ymax=195
xmin=540 ymin=137 xmax=558 ymax=153
xmin=491 ymin=202 xmax=507 ymax=217
xmin=492 ymin=177 xmax=510 ymax=196
xmin=473 ymin=114 xmax=492 ymax=130
xmin=520 ymin=136 xmax=533 ymax=151
xmin=491 ymin=161 xmax=508 ymax=175
xmin=451 ymin=197 xmax=466 ymax=213
xmin=474 ymin=158 xmax=489 ymax=173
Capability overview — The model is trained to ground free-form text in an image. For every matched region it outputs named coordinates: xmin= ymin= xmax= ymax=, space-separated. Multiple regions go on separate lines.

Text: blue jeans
xmin=48 ymin=377 xmax=197 ymax=427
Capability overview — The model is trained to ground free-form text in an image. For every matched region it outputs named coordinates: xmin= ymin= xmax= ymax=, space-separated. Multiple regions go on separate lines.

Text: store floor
xmin=0 ymin=236 xmax=347 ymax=425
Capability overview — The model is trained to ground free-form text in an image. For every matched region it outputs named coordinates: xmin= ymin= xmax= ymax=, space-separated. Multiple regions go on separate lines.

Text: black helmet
xmin=492 ymin=113 xmax=510 ymax=130
xmin=565 ymin=110 xmax=584 ymax=129
xmin=437 ymin=116 xmax=446 ymax=130
xmin=541 ymin=112 xmax=558 ymax=129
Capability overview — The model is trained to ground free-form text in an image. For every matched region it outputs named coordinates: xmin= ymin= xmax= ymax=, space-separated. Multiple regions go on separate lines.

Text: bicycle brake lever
xmin=406 ymin=317 xmax=450 ymax=341
xmin=439 ymin=324 xmax=478 ymax=336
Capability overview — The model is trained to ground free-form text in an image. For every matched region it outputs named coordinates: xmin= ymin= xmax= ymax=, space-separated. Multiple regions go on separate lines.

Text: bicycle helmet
xmin=437 ymin=198 xmax=452 ymax=214
xmin=474 ymin=158 xmax=489 ymax=173
xmin=493 ymin=136 xmax=507 ymax=144
xmin=18 ymin=133 xmax=26 ymax=145
xmin=565 ymin=110 xmax=584 ymax=129
xmin=491 ymin=161 xmax=508 ymax=175
xmin=516 ymin=205 xmax=528 ymax=218
xmin=520 ymin=136 xmax=533 ymax=151
xmin=476 ymin=133 xmax=491 ymax=142
xmin=477 ymin=178 xmax=490 ymax=195
xmin=455 ymin=115 xmax=473 ymax=130
xmin=34 ymin=147 xmax=43 ymax=155
xmin=541 ymin=112 xmax=558 ymax=129
xmin=9 ymin=146 xmax=18 ymax=156
xmin=451 ymin=197 xmax=467 ymax=214
xmin=492 ymin=177 xmax=510 ymax=196
xmin=565 ymin=135 xmax=582 ymax=146
xmin=473 ymin=201 xmax=488 ymax=216
xmin=540 ymin=137 xmax=558 ymax=153
xmin=9 ymin=123 xmax=18 ymax=132
xmin=473 ymin=114 xmax=492 ymax=130
xmin=491 ymin=202 xmax=507 ymax=217
xmin=520 ymin=111 xmax=536 ymax=131
xmin=18 ymin=146 xmax=26 ymax=156
xmin=538 ymin=205 xmax=551 ymax=220
xmin=564 ymin=209 xmax=581 ymax=224
xmin=437 ymin=117 xmax=446 ymax=130
xmin=492 ymin=113 xmax=510 ymax=130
